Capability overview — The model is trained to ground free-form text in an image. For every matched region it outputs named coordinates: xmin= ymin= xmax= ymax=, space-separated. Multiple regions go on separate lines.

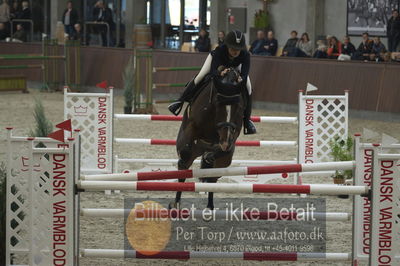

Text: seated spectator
xmin=0 ymin=22 xmax=9 ymax=40
xmin=294 ymin=32 xmax=312 ymax=57
xmin=62 ymin=1 xmax=79 ymax=38
xmin=391 ymin=52 xmax=400 ymax=62
xmin=264 ymin=30 xmax=278 ymax=56
xmin=70 ymin=23 xmax=83 ymax=42
xmin=370 ymin=36 xmax=387 ymax=61
xmin=249 ymin=30 xmax=268 ymax=55
xmin=12 ymin=23 xmax=26 ymax=42
xmin=341 ymin=36 xmax=356 ymax=56
xmin=195 ymin=28 xmax=211 ymax=52
xmin=313 ymin=40 xmax=328 ymax=59
xmin=327 ymin=36 xmax=342 ymax=59
xmin=352 ymin=32 xmax=373 ymax=60
xmin=282 ymin=30 xmax=299 ymax=56
xmin=218 ymin=30 xmax=225 ymax=47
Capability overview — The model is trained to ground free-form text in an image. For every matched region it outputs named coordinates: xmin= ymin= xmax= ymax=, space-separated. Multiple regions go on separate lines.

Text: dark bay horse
xmin=171 ymin=68 xmax=246 ymax=210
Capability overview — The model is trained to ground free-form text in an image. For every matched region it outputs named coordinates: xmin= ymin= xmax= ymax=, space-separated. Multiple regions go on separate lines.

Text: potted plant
xmin=329 ymin=136 xmax=354 ymax=198
xmin=250 ymin=7 xmax=271 ymax=44
xmin=123 ymin=56 xmax=135 ymax=114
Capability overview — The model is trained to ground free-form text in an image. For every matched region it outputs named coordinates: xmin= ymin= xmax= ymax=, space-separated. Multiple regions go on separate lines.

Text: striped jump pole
xmin=80 ymin=208 xmax=351 ymax=221
xmin=77 ymin=182 xmax=368 ymax=195
xmin=114 ymin=114 xmax=298 ymax=124
xmin=81 ymin=249 xmax=351 ymax=261
xmin=114 ymin=138 xmax=297 ymax=147
xmin=81 ymin=161 xmax=354 ymax=181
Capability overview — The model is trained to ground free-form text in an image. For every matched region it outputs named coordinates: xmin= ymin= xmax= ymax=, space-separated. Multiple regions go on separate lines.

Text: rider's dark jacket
xmin=210 ymin=44 xmax=250 ymax=85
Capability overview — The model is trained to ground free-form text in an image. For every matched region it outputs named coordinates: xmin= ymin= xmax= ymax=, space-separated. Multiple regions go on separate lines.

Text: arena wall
xmin=1 ymin=42 xmax=399 ymax=115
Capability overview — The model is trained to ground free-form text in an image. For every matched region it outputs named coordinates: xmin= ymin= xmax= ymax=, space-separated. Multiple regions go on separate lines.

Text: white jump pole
xmin=80 ymin=208 xmax=351 ymax=221
xmin=77 ymin=181 xmax=368 ymax=195
xmin=80 ymin=249 xmax=350 ymax=261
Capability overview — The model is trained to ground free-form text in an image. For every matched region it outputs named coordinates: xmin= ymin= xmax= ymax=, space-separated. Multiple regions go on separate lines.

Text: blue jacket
xmin=249 ymin=39 xmax=268 ymax=55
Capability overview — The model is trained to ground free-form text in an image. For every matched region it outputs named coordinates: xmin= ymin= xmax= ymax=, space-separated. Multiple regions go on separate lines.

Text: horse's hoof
xmin=168 ymin=202 xmax=180 ymax=210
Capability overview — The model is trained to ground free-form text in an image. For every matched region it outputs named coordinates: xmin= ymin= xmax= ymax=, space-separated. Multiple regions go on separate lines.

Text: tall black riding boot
xmin=243 ymin=94 xmax=257 ymax=135
xmin=168 ymin=79 xmax=197 ymax=116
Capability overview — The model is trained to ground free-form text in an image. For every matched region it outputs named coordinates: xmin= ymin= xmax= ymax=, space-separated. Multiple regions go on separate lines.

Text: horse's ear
xmin=217 ymin=66 xmax=225 ymax=72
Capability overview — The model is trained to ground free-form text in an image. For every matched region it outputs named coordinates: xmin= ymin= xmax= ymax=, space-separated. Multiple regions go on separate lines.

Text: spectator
xmin=194 ymin=28 xmax=211 ymax=52
xmin=218 ymin=30 xmax=225 ymax=46
xmin=387 ymin=9 xmax=400 ymax=52
xmin=12 ymin=23 xmax=26 ymax=42
xmin=353 ymin=32 xmax=373 ymax=60
xmin=264 ymin=30 xmax=278 ymax=56
xmin=326 ymin=35 xmax=333 ymax=47
xmin=93 ymin=0 xmax=114 ymax=46
xmin=18 ymin=1 xmax=31 ymax=19
xmin=70 ymin=23 xmax=83 ymax=43
xmin=370 ymin=36 xmax=387 ymax=61
xmin=10 ymin=1 xmax=21 ymax=20
xmin=313 ymin=40 xmax=328 ymax=59
xmin=0 ymin=22 xmax=9 ymax=40
xmin=62 ymin=1 xmax=79 ymax=38
xmin=249 ymin=30 xmax=268 ymax=55
xmin=338 ymin=36 xmax=356 ymax=61
xmin=341 ymin=36 xmax=356 ymax=56
xmin=0 ymin=0 xmax=10 ymax=30
xmin=17 ymin=1 xmax=31 ymax=33
xmin=327 ymin=36 xmax=342 ymax=59
xmin=282 ymin=30 xmax=299 ymax=56
xmin=294 ymin=32 xmax=312 ymax=57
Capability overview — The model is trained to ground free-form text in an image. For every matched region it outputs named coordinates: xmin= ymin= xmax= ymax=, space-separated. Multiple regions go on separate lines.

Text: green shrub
xmin=254 ymin=9 xmax=269 ymax=29
xmin=0 ymin=162 xmax=6 ymax=265
xmin=123 ymin=56 xmax=135 ymax=108
xmin=30 ymin=98 xmax=53 ymax=137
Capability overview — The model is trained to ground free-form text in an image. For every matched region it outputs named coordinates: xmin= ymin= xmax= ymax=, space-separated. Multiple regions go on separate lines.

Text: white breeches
xmin=194 ymin=53 xmax=252 ymax=95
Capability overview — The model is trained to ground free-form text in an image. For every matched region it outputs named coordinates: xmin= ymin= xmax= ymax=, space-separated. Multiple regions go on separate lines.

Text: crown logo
xmin=74 ymin=105 xmax=88 ymax=115
xmin=21 ymin=156 xmax=41 ymax=172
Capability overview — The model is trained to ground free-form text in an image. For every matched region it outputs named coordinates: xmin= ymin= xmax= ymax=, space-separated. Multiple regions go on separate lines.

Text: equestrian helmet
xmin=225 ymin=30 xmax=247 ymax=50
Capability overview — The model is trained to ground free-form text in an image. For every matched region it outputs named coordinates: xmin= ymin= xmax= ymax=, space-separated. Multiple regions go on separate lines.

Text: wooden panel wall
xmin=1 ymin=43 xmax=399 ymax=113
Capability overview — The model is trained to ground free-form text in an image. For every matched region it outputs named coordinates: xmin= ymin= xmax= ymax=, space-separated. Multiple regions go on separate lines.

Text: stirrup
xmin=168 ymin=101 xmax=184 ymax=116
xmin=243 ymin=119 xmax=257 ymax=135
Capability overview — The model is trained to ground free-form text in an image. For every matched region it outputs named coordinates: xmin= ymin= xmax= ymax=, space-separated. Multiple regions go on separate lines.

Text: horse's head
xmin=218 ymin=66 xmax=241 ymax=87
xmin=214 ymin=67 xmax=243 ymax=152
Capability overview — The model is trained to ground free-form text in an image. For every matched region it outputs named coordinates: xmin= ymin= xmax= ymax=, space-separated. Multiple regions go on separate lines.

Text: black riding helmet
xmin=225 ymin=30 xmax=247 ymax=50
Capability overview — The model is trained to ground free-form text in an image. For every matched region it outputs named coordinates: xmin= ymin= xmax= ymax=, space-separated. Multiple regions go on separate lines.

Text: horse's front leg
xmin=170 ymin=123 xmax=199 ymax=209
xmin=205 ymin=151 xmax=234 ymax=210
xmin=200 ymin=153 xmax=219 ymax=210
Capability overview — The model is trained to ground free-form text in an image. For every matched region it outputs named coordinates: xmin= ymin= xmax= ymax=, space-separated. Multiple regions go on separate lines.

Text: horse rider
xmin=168 ymin=30 xmax=257 ymax=135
